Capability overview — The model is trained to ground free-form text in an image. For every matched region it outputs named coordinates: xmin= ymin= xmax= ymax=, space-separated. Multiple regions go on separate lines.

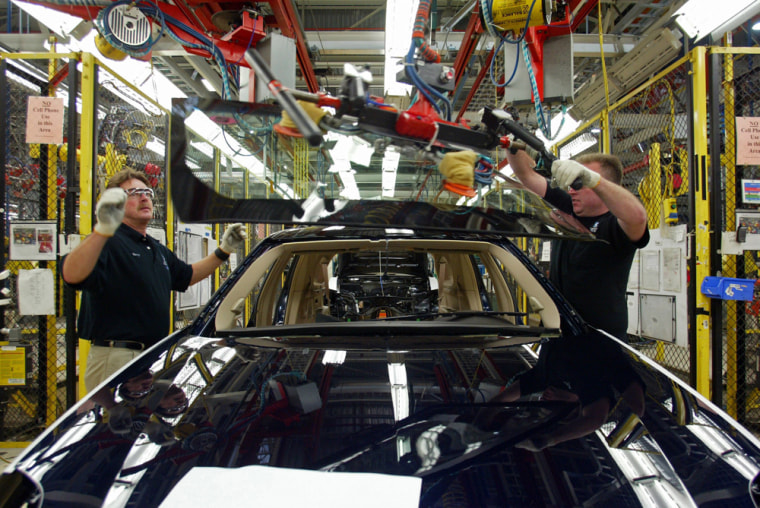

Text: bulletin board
xmin=9 ymin=220 xmax=57 ymax=261
xmin=627 ymin=225 xmax=689 ymax=346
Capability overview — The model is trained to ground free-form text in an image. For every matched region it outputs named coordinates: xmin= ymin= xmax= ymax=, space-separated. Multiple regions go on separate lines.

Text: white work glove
xmin=94 ymin=188 xmax=127 ymax=236
xmin=551 ymin=159 xmax=601 ymax=190
xmin=220 ymin=223 xmax=247 ymax=254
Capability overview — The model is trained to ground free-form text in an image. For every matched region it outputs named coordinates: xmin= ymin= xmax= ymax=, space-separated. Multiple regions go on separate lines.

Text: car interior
xmin=214 ymin=238 xmax=561 ymax=336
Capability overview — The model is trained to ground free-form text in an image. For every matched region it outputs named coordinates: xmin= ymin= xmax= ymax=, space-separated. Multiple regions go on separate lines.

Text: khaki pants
xmin=84 ymin=345 xmax=141 ymax=393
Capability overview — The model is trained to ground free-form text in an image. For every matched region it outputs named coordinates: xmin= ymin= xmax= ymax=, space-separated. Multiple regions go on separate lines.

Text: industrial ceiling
xmin=0 ymin=1 xmax=757 ymax=129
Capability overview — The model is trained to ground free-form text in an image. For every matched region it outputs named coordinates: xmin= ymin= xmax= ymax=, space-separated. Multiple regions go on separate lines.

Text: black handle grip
xmin=244 ymin=49 xmax=323 ymax=147
xmin=488 ymin=110 xmax=584 ymax=190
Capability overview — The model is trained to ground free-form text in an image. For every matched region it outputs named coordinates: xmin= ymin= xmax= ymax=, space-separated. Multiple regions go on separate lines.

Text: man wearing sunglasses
xmin=62 ymin=168 xmax=246 ymax=392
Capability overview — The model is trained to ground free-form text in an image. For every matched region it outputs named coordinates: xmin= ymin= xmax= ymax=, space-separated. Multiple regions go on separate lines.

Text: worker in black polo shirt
xmin=506 ymin=150 xmax=649 ymax=341
xmin=62 ymin=168 xmax=246 ymax=392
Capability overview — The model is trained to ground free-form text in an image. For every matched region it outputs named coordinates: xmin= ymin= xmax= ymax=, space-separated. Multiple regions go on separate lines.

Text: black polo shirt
xmin=63 ymin=224 xmax=193 ymax=348
xmin=544 ymin=185 xmax=649 ymax=339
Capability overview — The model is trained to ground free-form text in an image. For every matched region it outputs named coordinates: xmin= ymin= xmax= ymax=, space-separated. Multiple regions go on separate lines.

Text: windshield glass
xmin=169 ymin=97 xmax=592 ymax=239
xmin=214 ymin=237 xmax=562 ymax=331
xmin=319 ymin=402 xmax=576 ymax=477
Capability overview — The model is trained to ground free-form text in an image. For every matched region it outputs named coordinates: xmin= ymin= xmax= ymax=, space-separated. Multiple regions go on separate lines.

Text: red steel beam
xmin=456 ymin=45 xmax=495 ymax=122
xmin=569 ymin=0 xmax=600 ymax=31
xmin=452 ymin=5 xmax=484 ymax=86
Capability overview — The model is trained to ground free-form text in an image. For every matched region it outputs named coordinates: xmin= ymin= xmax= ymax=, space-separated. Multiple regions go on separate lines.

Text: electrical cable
xmin=521 ymin=39 xmax=553 ymax=139
xmin=405 ymin=46 xmax=446 ymax=118
xmin=404 ymin=0 xmax=452 ymax=121
xmin=482 ymin=0 xmax=538 ymax=90
xmin=232 ymin=14 xmax=260 ymax=65
xmin=598 ymin=0 xmax=610 ymax=111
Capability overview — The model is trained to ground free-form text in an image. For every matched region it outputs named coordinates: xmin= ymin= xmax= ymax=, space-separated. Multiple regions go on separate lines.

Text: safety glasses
xmin=125 ymin=188 xmax=155 ymax=199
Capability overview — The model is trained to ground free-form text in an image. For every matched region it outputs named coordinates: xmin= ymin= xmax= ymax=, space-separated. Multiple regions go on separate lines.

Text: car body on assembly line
xmin=2 ymin=97 xmax=760 ymax=507
xmin=3 ymin=226 xmax=760 ymax=507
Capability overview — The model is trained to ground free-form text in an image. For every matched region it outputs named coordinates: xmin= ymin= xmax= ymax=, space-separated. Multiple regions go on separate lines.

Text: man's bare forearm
xmin=593 ymin=179 xmax=648 ymax=242
xmin=62 ymin=232 xmax=110 ymax=284
xmin=505 ymin=149 xmax=547 ymax=197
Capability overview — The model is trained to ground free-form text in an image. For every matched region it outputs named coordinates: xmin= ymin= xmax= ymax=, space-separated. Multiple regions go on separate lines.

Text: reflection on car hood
xmin=4 ymin=332 xmax=760 ymax=508
xmin=169 ymin=97 xmax=593 ymax=240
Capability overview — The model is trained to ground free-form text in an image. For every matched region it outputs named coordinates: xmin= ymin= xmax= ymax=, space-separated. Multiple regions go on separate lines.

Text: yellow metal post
xmin=45 ymin=51 xmax=58 ymax=425
xmin=214 ymin=149 xmax=221 ymax=290
xmin=600 ymin=108 xmax=610 ymax=154
xmin=244 ymin=163 xmax=251 ymax=322
xmin=720 ymin=49 xmax=738 ymax=417
xmin=294 ymin=138 xmax=308 ymax=198
xmin=77 ymin=53 xmax=98 ymax=397
xmin=166 ymin=115 xmax=177 ymax=333
xmin=691 ymin=46 xmax=712 ymax=398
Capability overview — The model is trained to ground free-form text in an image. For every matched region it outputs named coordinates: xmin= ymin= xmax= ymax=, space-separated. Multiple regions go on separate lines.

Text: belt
xmin=92 ymin=340 xmax=145 ymax=351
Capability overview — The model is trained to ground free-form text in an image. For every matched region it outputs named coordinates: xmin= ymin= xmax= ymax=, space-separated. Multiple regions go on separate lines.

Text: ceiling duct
xmin=569 ymin=28 xmax=683 ymax=122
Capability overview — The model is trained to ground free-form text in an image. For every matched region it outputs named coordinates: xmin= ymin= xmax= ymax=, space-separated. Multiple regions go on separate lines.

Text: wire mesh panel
xmin=606 ymin=60 xmax=692 ymax=379
xmin=556 ymin=118 xmax=602 ymax=160
xmin=96 ymin=68 xmax=167 ymax=227
xmin=715 ymin=48 xmax=760 ymax=432
xmin=553 ymin=59 xmax=694 ymax=386
xmin=0 ymin=56 xmax=178 ymax=442
xmin=0 ymin=57 xmax=73 ymax=440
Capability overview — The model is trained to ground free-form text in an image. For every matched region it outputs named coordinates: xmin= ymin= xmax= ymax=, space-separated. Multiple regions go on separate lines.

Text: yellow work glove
xmin=438 ymin=150 xmax=477 ymax=189
xmin=277 ymin=101 xmax=328 ymax=136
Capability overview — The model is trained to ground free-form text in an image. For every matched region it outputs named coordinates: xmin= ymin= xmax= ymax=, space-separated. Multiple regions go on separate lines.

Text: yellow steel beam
xmin=720 ymin=49 xmax=739 ymax=418
xmin=691 ymin=46 xmax=712 ymax=398
xmin=214 ymin=148 xmax=221 ymax=292
xmin=78 ymin=52 xmax=98 ymax=397
xmin=46 ymin=50 xmax=59 ymax=425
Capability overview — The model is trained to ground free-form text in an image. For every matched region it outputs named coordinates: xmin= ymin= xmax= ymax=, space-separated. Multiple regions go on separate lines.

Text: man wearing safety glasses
xmin=62 ymin=168 xmax=246 ymax=392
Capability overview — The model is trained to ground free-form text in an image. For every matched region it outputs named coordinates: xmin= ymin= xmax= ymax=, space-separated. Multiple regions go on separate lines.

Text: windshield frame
xmin=169 ymin=97 xmax=594 ymax=240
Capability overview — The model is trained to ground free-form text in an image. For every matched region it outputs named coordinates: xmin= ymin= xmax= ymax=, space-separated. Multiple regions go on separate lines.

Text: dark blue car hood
xmin=3 ymin=328 xmax=760 ymax=507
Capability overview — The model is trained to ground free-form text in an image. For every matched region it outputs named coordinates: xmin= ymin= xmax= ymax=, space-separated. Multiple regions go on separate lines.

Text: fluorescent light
xmin=382 ymin=150 xmax=400 ymax=197
xmin=673 ymin=0 xmax=760 ymax=42
xmin=388 ymin=363 xmax=408 ymax=385
xmin=145 ymin=138 xmax=165 ymax=156
xmin=6 ymin=71 xmax=41 ymax=93
xmin=347 ymin=138 xmax=374 ymax=167
xmin=190 ymin=141 xmax=214 ymax=159
xmin=201 ymin=79 xmax=216 ymax=92
xmin=185 ymin=110 xmax=266 ymax=179
xmin=388 ymin=362 xmax=409 ymax=422
xmin=20 ymin=2 xmax=185 ymax=110
xmin=753 ymin=20 xmax=760 ymax=30
xmin=558 ymin=133 xmax=598 ymax=159
xmin=322 ymin=350 xmax=347 ymax=365
xmin=536 ymin=110 xmax=581 ymax=149
xmin=338 ymin=170 xmax=361 ymax=200
xmin=12 ymin=1 xmax=89 ymax=40
xmin=384 ymin=0 xmax=420 ymax=95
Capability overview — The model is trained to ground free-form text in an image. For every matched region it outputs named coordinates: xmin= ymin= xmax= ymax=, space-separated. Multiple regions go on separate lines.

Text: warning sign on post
xmin=0 ymin=346 xmax=26 ymax=386
xmin=25 ymin=96 xmax=64 ymax=145
xmin=737 ymin=117 xmax=760 ymax=166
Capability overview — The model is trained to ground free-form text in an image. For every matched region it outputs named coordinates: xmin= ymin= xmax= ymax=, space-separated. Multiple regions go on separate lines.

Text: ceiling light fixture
xmin=384 ymin=0 xmax=420 ymax=96
xmin=381 ymin=150 xmax=400 ymax=198
xmin=673 ymin=0 xmax=760 ymax=42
